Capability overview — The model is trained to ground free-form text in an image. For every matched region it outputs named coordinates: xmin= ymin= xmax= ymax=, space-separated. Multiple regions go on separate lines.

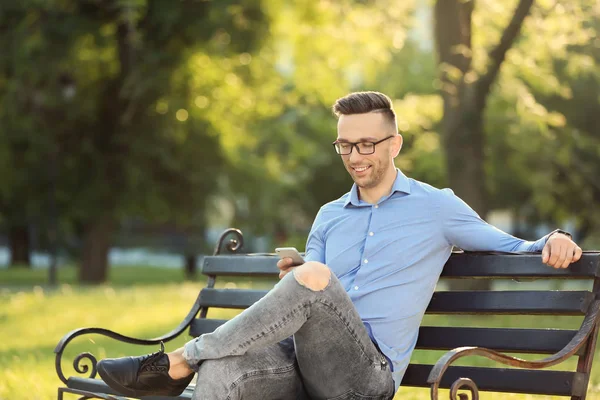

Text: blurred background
xmin=0 ymin=0 xmax=599 ymax=284
xmin=2 ymin=1 xmax=600 ymax=399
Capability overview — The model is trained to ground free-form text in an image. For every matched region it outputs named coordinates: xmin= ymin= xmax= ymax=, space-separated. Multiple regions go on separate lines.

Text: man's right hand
xmin=277 ymin=257 xmax=297 ymax=279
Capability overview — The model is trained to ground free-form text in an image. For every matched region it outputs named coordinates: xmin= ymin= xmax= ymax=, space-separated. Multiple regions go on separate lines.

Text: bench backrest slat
xmin=428 ymin=290 xmax=594 ymax=315
xmin=203 ymin=256 xmax=278 ymax=276
xmin=443 ymin=253 xmax=600 ymax=278
xmin=198 ymin=288 xmax=269 ymax=309
xmin=403 ymin=364 xmax=584 ymax=396
xmin=189 ymin=319 xmax=580 ymax=355
xmin=198 ymin=287 xmax=594 ymax=315
xmin=201 ymin=253 xmax=600 ymax=278
xmin=417 ymin=326 xmax=581 ymax=355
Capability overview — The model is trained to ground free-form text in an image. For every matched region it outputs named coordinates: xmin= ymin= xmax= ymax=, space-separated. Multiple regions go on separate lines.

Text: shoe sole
xmin=97 ymin=362 xmax=143 ymax=398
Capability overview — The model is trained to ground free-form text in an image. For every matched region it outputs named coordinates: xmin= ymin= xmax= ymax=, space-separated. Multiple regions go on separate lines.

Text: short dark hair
xmin=332 ymin=91 xmax=397 ymax=130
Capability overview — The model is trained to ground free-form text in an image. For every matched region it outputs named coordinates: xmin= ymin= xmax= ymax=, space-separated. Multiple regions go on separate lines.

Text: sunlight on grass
xmin=1 ymin=269 xmax=599 ymax=399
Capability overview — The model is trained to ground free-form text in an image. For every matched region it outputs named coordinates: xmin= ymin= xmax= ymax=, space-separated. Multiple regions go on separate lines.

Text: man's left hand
xmin=542 ymin=233 xmax=582 ymax=268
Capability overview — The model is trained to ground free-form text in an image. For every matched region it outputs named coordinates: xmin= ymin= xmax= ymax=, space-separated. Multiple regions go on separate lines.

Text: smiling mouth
xmin=352 ymin=166 xmax=371 ymax=172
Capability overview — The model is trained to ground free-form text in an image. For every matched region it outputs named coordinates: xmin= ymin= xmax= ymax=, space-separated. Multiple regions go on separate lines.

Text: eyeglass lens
xmin=335 ymin=142 xmax=375 ymax=155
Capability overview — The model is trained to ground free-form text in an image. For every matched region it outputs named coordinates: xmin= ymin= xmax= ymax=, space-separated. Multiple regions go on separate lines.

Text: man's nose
xmin=348 ymin=146 xmax=363 ymax=163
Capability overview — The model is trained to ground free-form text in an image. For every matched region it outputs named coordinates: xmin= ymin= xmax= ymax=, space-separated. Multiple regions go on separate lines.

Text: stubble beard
xmin=347 ymin=160 xmax=388 ymax=190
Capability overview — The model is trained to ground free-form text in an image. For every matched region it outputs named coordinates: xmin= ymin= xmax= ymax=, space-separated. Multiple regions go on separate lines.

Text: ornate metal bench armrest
xmin=427 ymin=299 xmax=600 ymax=400
xmin=54 ymin=291 xmax=204 ymax=385
xmin=54 ymin=228 xmax=244 ymax=387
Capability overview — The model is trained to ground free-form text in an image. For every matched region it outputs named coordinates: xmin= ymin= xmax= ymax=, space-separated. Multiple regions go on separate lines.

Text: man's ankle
xmin=167 ymin=349 xmax=194 ymax=380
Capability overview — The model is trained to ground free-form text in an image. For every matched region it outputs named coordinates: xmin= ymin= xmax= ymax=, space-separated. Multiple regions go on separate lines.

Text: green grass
xmin=1 ymin=267 xmax=599 ymax=399
xmin=0 ymin=265 xmax=200 ymax=286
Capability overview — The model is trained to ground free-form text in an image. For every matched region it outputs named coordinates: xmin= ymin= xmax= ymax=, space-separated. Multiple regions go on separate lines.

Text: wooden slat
xmin=69 ymin=366 xmax=583 ymax=397
xmin=402 ymin=364 xmax=584 ymax=396
xmin=426 ymin=291 xmax=594 ymax=315
xmin=202 ymin=256 xmax=279 ymax=276
xmin=198 ymin=288 xmax=268 ymax=309
xmin=189 ymin=321 xmax=582 ymax=356
xmin=189 ymin=319 xmax=228 ymax=337
xmin=201 ymin=253 xmax=600 ymax=278
xmin=441 ymin=252 xmax=600 ymax=279
xmin=416 ymin=327 xmax=581 ymax=355
xmin=67 ymin=377 xmax=195 ymax=400
xmin=197 ymin=289 xmax=593 ymax=314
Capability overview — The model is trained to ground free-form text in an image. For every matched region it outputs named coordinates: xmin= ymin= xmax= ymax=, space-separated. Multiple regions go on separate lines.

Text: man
xmin=97 ymin=91 xmax=582 ymax=399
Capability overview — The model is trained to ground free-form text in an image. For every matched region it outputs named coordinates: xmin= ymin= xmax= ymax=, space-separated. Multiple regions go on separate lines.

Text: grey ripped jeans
xmin=182 ymin=265 xmax=394 ymax=400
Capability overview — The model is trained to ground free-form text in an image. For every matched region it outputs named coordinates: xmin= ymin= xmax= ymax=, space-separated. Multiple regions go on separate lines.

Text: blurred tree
xmin=207 ymin=0 xmax=416 ymax=239
xmin=484 ymin=0 xmax=600 ymax=241
xmin=0 ymin=0 xmax=268 ymax=282
xmin=0 ymin=4 xmax=54 ymax=268
xmin=433 ymin=0 xmax=534 ymax=218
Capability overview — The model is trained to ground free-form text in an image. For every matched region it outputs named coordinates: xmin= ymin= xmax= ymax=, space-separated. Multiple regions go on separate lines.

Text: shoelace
xmin=139 ymin=341 xmax=168 ymax=372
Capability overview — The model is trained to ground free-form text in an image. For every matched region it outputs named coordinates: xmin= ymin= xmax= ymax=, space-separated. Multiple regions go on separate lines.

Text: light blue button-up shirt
xmin=304 ymin=169 xmax=550 ymax=391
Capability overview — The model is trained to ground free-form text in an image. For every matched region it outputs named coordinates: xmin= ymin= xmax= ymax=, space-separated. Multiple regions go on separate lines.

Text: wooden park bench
xmin=55 ymin=228 xmax=600 ymax=399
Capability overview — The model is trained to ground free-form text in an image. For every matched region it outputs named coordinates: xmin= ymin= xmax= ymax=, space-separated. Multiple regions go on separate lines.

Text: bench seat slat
xmin=403 ymin=364 xmax=582 ymax=396
xmin=67 ymin=377 xmax=194 ymax=400
xmin=189 ymin=320 xmax=581 ymax=355
xmin=428 ymin=291 xmax=593 ymax=315
xmin=201 ymin=253 xmax=600 ymax=278
xmin=67 ymin=365 xmax=581 ymax=397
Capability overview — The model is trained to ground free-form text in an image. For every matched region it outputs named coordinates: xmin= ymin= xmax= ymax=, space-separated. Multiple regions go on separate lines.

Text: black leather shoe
xmin=97 ymin=342 xmax=194 ymax=397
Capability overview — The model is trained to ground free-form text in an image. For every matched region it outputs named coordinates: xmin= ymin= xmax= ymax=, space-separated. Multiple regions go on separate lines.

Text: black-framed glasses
xmin=332 ymin=135 xmax=395 ymax=155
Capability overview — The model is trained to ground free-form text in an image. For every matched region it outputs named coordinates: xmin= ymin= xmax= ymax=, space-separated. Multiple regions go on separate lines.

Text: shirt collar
xmin=344 ymin=168 xmax=411 ymax=207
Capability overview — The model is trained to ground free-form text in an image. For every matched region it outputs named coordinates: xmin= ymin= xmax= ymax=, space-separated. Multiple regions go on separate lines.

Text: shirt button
xmin=374 ymin=204 xmax=379 ymax=209
xmin=354 ymin=286 xmax=359 ymax=290
xmin=369 ymin=232 xmax=374 ymax=236
xmin=364 ymin=259 xmax=369 ymax=264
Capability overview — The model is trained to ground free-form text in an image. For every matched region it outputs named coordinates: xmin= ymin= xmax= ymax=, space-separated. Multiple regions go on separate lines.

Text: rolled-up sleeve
xmin=438 ymin=189 xmax=550 ymax=252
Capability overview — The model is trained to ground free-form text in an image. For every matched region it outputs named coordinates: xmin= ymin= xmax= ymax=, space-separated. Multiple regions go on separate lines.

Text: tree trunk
xmin=443 ymin=90 xmax=491 ymax=292
xmin=184 ymin=254 xmax=197 ymax=279
xmin=443 ymin=91 xmax=489 ymax=217
xmin=9 ymin=224 xmax=31 ymax=267
xmin=79 ymin=218 xmax=114 ymax=283
xmin=435 ymin=0 xmax=489 ymax=290
xmin=434 ymin=0 xmax=534 ymax=290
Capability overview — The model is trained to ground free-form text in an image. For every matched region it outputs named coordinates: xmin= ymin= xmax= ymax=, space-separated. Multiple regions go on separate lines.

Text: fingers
xmin=542 ymin=245 xmax=550 ymax=264
xmin=278 ymin=266 xmax=297 ymax=279
xmin=277 ymin=257 xmax=296 ymax=280
xmin=557 ymin=245 xmax=569 ymax=269
xmin=560 ymin=245 xmax=572 ymax=269
xmin=547 ymin=244 xmax=562 ymax=268
xmin=574 ymin=246 xmax=583 ymax=262
xmin=277 ymin=257 xmax=294 ymax=271
xmin=543 ymin=240 xmax=582 ymax=269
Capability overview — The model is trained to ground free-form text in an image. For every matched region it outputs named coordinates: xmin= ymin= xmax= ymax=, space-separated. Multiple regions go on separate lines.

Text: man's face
xmin=336 ymin=113 xmax=400 ymax=190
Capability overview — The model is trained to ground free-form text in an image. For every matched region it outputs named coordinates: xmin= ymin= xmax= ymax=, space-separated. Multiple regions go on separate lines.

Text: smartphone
xmin=275 ymin=247 xmax=305 ymax=266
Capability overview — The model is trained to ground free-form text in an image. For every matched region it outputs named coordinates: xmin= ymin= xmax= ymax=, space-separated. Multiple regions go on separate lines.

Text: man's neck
xmin=358 ymin=168 xmax=398 ymax=204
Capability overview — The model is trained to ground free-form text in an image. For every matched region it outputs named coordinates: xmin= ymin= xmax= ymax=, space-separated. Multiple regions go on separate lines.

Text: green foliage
xmin=1 ymin=0 xmax=600 ymax=269
xmin=0 ymin=0 xmax=272 ymax=269
xmin=481 ymin=0 xmax=600 ymax=232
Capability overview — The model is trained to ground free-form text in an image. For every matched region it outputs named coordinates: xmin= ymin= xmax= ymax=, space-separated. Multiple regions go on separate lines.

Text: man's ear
xmin=392 ymin=134 xmax=403 ymax=158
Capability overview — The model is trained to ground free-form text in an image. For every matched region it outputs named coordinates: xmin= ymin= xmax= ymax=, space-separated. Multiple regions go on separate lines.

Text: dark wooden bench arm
xmin=54 ymin=291 xmax=204 ymax=385
xmin=427 ymin=299 xmax=600 ymax=400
